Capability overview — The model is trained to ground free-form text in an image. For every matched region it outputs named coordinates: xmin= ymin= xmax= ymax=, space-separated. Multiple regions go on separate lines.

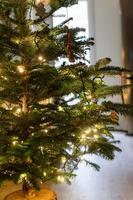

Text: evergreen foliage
xmin=0 ymin=0 xmax=132 ymax=190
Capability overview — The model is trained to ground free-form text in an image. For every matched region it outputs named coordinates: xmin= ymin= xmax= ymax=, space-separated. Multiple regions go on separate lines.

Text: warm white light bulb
xmin=70 ymin=74 xmax=76 ymax=78
xmin=44 ymin=129 xmax=48 ymax=133
xmin=15 ymin=108 xmax=22 ymax=114
xmin=95 ymin=79 xmax=101 ymax=84
xmin=43 ymin=171 xmax=47 ymax=176
xmin=79 ymin=155 xmax=84 ymax=160
xmin=20 ymin=173 xmax=27 ymax=179
xmin=96 ymin=124 xmax=103 ymax=129
xmin=58 ymin=106 xmax=64 ymax=112
xmin=38 ymin=55 xmax=44 ymax=61
xmin=93 ymin=128 xmax=98 ymax=133
xmin=61 ymin=156 xmax=66 ymax=164
xmin=80 ymin=134 xmax=87 ymax=142
xmin=81 ymin=134 xmax=86 ymax=139
xmin=12 ymin=141 xmax=18 ymax=146
xmin=87 ymin=95 xmax=92 ymax=100
xmin=15 ymin=39 xmax=20 ymax=44
xmin=39 ymin=146 xmax=44 ymax=153
xmin=17 ymin=65 xmax=25 ymax=74
xmin=57 ymin=176 xmax=65 ymax=183
xmin=83 ymin=106 xmax=87 ymax=111
xmin=38 ymin=55 xmax=46 ymax=62
xmin=1 ymin=76 xmax=7 ymax=80
xmin=85 ymin=128 xmax=91 ymax=134
xmin=94 ymin=134 xmax=99 ymax=139
xmin=18 ymin=173 xmax=27 ymax=183
xmin=19 ymin=173 xmax=28 ymax=183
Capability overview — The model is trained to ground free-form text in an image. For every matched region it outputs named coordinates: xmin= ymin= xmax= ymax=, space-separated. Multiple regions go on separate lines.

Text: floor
xmin=1 ymin=133 xmax=133 ymax=200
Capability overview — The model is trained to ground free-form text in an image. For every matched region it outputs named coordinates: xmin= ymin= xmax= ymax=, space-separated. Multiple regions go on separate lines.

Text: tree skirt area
xmin=0 ymin=182 xmax=56 ymax=200
xmin=4 ymin=188 xmax=56 ymax=200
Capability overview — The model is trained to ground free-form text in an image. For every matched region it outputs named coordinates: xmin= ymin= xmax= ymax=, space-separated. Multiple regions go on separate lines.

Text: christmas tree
xmin=0 ymin=0 xmax=132 ymax=196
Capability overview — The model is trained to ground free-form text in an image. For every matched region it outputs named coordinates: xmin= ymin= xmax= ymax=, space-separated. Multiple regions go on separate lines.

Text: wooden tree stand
xmin=4 ymin=188 xmax=57 ymax=200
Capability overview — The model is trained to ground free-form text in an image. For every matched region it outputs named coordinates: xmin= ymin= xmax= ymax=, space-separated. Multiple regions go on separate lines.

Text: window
xmin=53 ymin=0 xmax=89 ymax=37
xmin=53 ymin=0 xmax=89 ymax=66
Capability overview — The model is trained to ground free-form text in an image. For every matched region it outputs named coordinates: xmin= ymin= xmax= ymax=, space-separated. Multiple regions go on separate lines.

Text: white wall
xmin=93 ymin=0 xmax=122 ymax=89
xmin=94 ymin=0 xmax=122 ymax=66
xmin=90 ymin=0 xmax=126 ymax=129
xmin=88 ymin=0 xmax=123 ymax=87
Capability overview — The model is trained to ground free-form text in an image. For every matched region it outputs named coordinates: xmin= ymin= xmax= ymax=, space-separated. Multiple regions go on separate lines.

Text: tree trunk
xmin=22 ymin=181 xmax=36 ymax=198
